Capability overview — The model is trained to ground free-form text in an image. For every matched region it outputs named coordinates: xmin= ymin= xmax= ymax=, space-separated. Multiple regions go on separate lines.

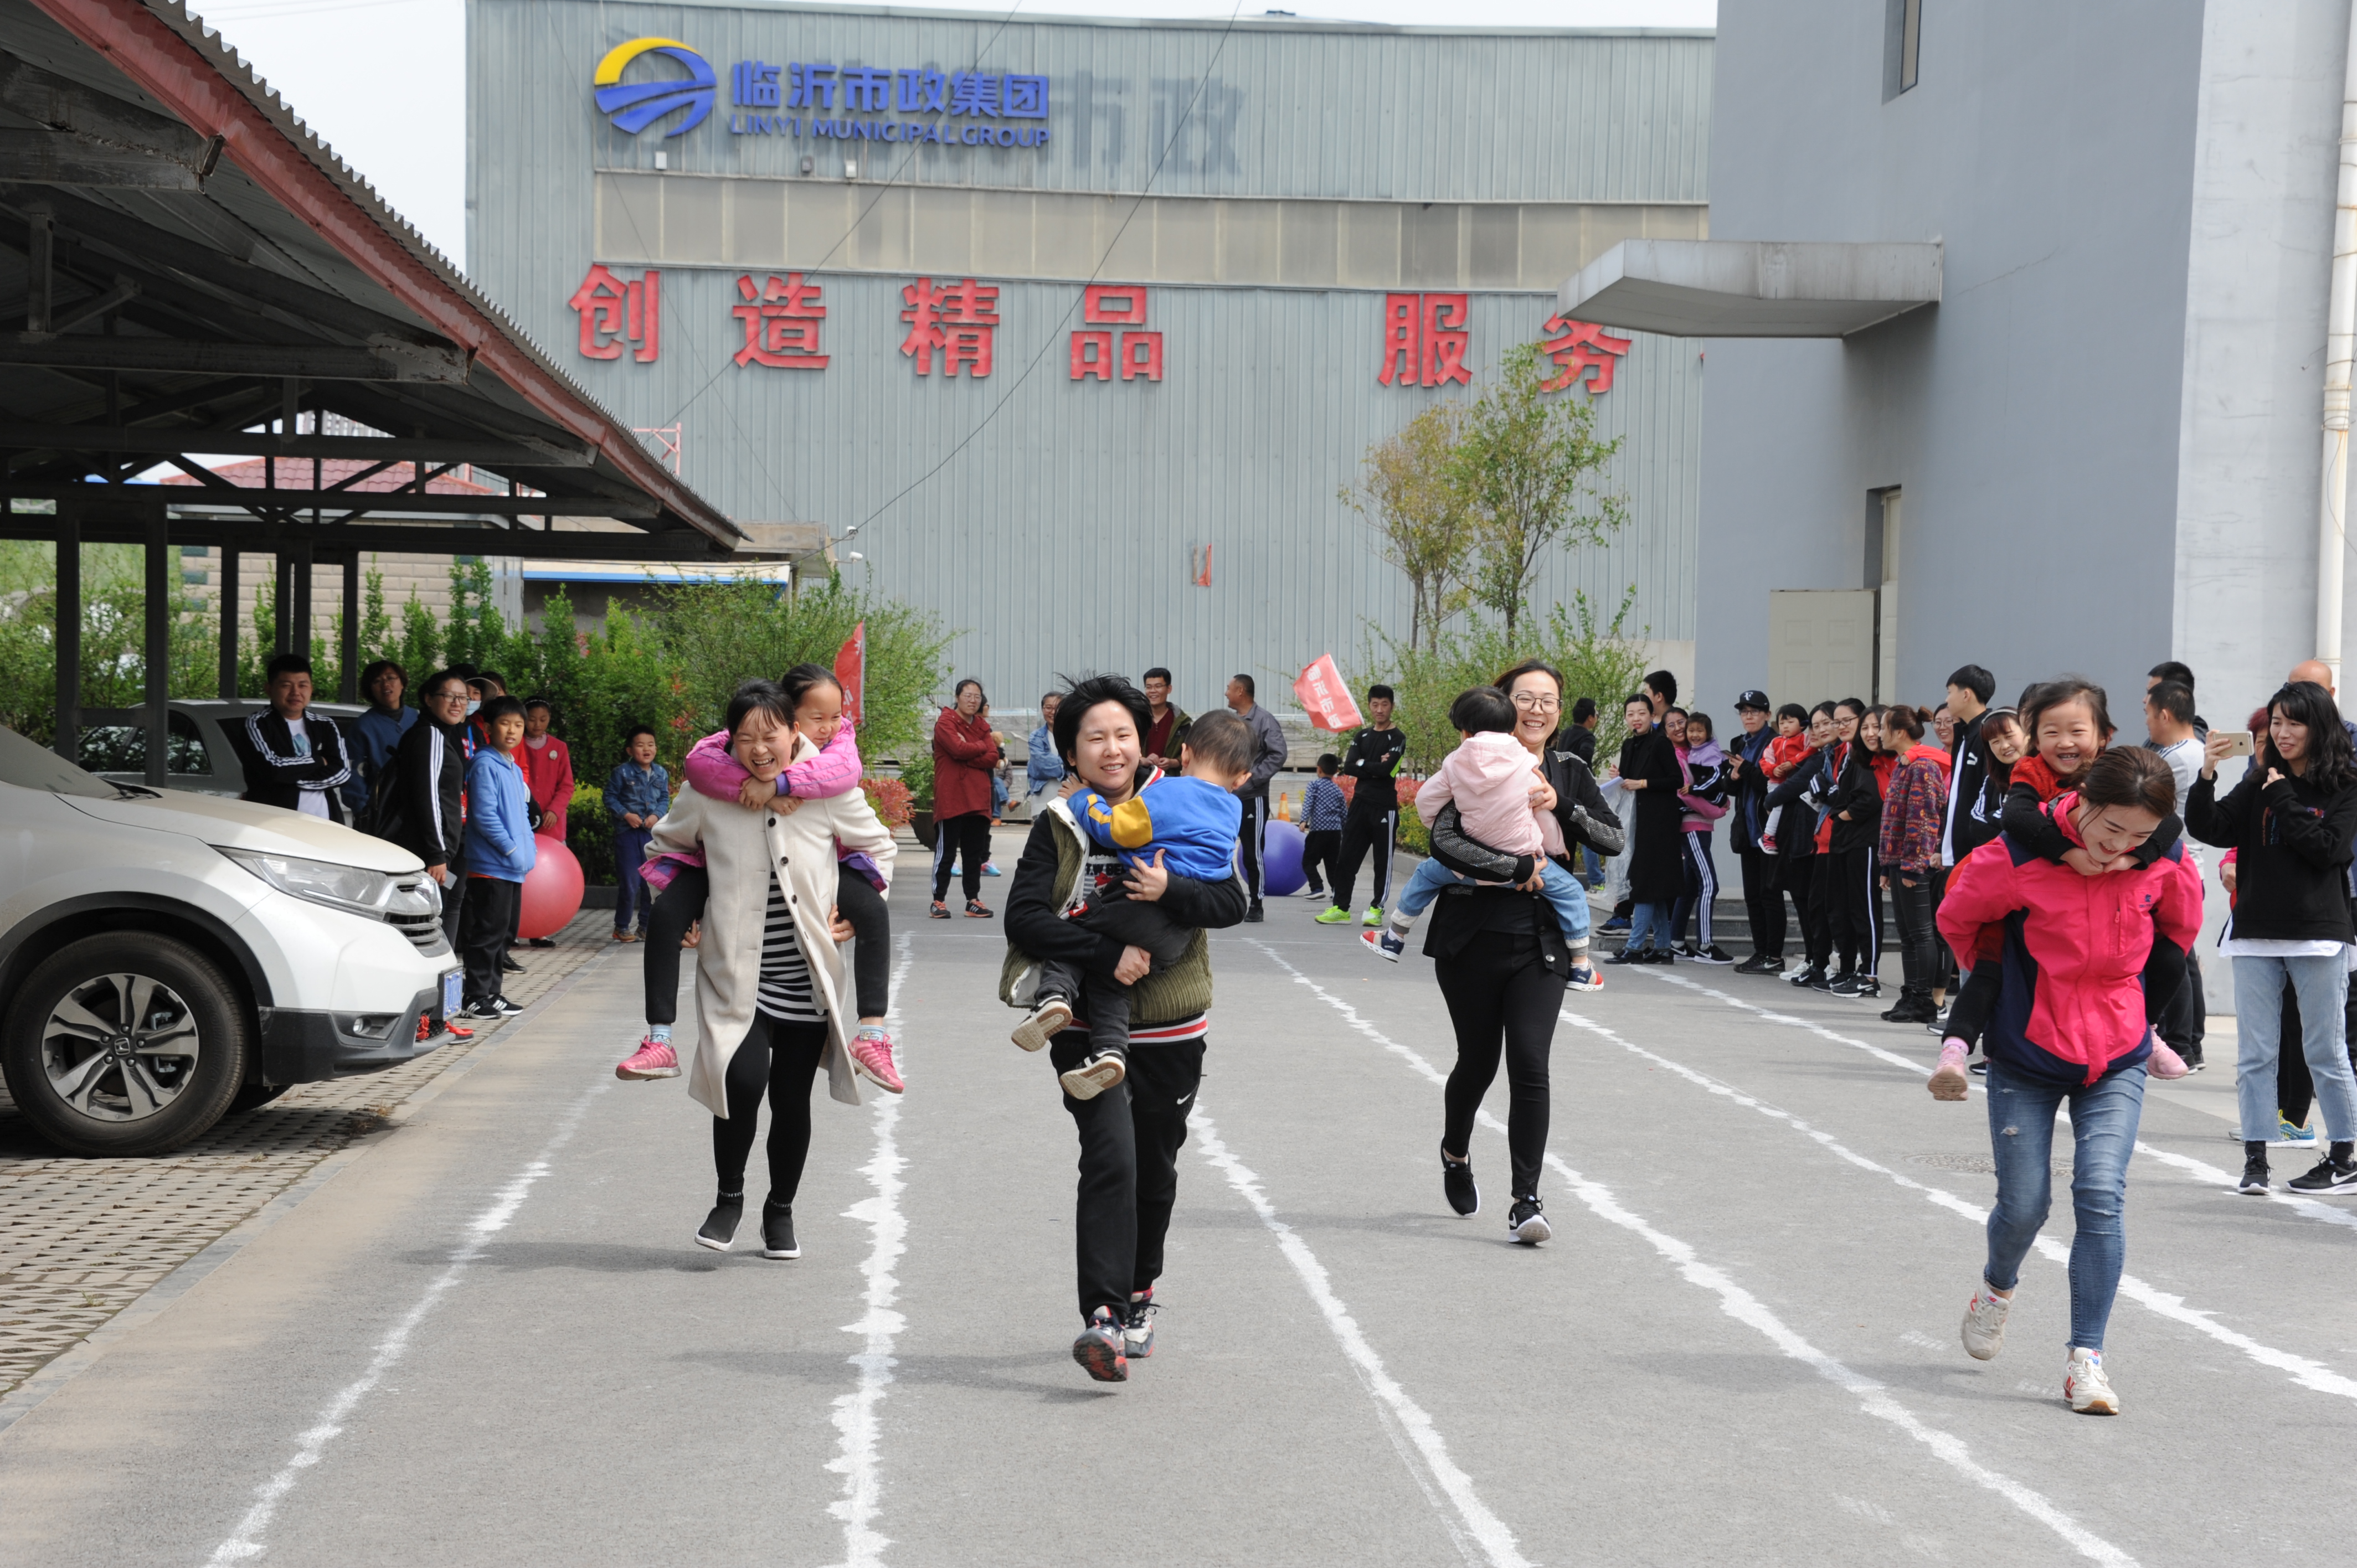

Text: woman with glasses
xmin=1416 ymin=659 xmax=1622 ymax=1244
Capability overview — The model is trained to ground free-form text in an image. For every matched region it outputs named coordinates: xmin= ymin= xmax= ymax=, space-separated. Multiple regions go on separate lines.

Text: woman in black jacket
xmin=1823 ymin=698 xmax=1885 ymax=998
xmin=1419 ymin=659 xmax=1624 ymax=1247
xmin=1609 ymin=692 xmax=1687 ymax=963
xmin=2187 ymin=679 xmax=2357 ymax=1195
xmin=1763 ymin=703 xmax=1839 ymax=986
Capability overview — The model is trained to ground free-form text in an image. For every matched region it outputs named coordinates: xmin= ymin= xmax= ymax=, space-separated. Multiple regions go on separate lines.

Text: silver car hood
xmin=62 ymin=790 xmax=427 ymax=874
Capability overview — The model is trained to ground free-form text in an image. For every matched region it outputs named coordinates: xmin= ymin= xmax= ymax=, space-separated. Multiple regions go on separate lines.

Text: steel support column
xmin=339 ymin=547 xmax=359 ymax=702
xmin=272 ymin=550 xmax=291 ymax=655
xmin=288 ymin=538 xmax=311 ymax=661
xmin=143 ymin=507 xmax=168 ymax=787
xmin=217 ymin=543 xmax=238 ymax=697
xmin=53 ymin=502 xmax=78 ymax=761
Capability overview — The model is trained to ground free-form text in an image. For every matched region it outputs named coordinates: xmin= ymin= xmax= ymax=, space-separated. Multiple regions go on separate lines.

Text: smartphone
xmin=2220 ymin=731 xmax=2255 ymax=756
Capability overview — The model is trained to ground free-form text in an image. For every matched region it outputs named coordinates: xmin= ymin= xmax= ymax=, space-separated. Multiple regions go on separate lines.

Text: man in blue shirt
xmin=1024 ymin=692 xmax=1067 ymax=817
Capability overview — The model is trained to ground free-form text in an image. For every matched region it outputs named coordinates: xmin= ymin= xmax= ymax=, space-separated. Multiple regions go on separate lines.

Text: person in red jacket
xmin=1876 ymin=705 xmax=1949 ymax=1023
xmin=932 ymin=679 xmax=1002 ymax=918
xmin=1929 ymin=746 xmax=2201 ymax=1417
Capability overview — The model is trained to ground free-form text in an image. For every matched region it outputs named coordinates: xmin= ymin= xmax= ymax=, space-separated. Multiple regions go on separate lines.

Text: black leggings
xmin=1827 ymin=845 xmax=1880 ymax=977
xmin=646 ymin=862 xmax=891 ymax=1024
xmin=712 ymin=1013 xmax=828 ymax=1201
xmin=932 ymin=811 xmax=991 ymax=902
xmin=1435 ymin=934 xmax=1566 ymax=1200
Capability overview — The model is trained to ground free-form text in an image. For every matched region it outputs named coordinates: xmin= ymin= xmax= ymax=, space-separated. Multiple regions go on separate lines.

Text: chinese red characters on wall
xmin=731 ymin=272 xmax=829 ymax=369
xmin=1378 ymin=293 xmax=1470 ymax=388
xmin=1538 ymin=314 xmax=1632 ymax=394
xmin=568 ymin=265 xmax=660 ymax=362
xmin=1069 ymin=285 xmax=1162 ymax=383
xmin=901 ymin=278 xmax=999 ymax=376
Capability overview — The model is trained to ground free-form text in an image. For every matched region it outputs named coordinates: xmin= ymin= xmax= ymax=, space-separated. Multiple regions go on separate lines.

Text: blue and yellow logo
xmin=593 ymin=38 xmax=717 ymax=137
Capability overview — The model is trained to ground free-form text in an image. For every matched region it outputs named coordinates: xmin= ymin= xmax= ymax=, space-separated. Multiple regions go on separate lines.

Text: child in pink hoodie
xmin=1361 ymin=686 xmax=1593 ymax=969
xmin=614 ymin=664 xmax=898 ymax=1086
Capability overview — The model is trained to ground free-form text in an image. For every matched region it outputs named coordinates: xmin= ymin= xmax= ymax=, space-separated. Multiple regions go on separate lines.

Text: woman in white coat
xmin=645 ymin=678 xmax=898 ymax=1260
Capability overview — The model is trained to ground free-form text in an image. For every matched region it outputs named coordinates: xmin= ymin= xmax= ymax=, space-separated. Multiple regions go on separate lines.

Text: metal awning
xmin=1557 ymin=240 xmax=1943 ymax=338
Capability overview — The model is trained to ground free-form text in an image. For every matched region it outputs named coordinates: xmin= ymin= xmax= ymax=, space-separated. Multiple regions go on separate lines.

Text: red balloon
xmin=518 ymin=836 xmax=586 ymax=940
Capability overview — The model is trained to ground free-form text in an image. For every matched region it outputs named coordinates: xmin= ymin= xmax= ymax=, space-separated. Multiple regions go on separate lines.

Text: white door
xmin=1768 ymin=590 xmax=1877 ymax=708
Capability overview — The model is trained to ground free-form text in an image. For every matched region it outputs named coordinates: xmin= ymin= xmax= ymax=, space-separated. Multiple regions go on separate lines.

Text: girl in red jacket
xmin=1929 ymin=747 xmax=2202 ymax=1416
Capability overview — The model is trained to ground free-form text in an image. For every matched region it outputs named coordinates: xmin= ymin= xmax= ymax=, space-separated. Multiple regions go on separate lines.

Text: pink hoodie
xmin=641 ymin=722 xmax=864 ymax=892
xmin=1413 ymin=731 xmax=1565 ymax=858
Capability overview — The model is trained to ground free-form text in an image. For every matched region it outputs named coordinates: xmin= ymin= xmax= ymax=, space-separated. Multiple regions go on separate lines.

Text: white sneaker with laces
xmin=1012 ymin=996 xmax=1073 ymax=1053
xmin=2065 ymin=1347 xmax=2118 ymax=1415
xmin=1960 ymin=1284 xmax=2010 ymax=1360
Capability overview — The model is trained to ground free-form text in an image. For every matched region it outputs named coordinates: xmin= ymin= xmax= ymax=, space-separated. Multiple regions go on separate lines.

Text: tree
xmin=1450 ymin=343 xmax=1629 ymax=641
xmin=1341 ymin=402 xmax=1476 ymax=654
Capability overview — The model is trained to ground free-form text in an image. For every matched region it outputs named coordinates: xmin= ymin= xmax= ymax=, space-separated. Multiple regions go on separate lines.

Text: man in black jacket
xmin=375 ymin=669 xmax=474 ymax=945
xmin=239 ymin=654 xmax=354 ymax=822
xmin=1320 ymin=684 xmax=1407 ymax=927
xmin=1941 ymin=664 xmax=1996 ymax=866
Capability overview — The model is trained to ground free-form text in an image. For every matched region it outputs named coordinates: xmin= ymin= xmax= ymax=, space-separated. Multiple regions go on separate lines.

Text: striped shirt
xmin=755 ymin=869 xmax=826 ymax=1024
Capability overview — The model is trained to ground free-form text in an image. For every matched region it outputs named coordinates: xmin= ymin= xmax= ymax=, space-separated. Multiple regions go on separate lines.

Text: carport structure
xmin=0 ymin=0 xmax=770 ymax=779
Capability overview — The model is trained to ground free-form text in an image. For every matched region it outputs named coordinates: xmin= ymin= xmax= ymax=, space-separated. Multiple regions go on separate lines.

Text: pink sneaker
xmin=616 ymin=1037 xmax=680 ymax=1080
xmin=2148 ymin=1040 xmax=2189 ymax=1080
xmin=850 ymin=1029 xmax=904 ymax=1094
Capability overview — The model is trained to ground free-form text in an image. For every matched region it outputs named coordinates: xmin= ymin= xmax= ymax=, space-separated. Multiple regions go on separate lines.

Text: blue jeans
xmin=2234 ymin=954 xmax=2357 ymax=1144
xmin=1397 ymin=856 xmax=1590 ymax=943
xmin=613 ymin=824 xmax=653 ymax=935
xmin=1580 ymin=844 xmax=1605 ymax=889
xmin=1983 ymin=1061 xmax=2145 ymax=1352
xmin=1625 ymin=901 xmax=1671 ymax=951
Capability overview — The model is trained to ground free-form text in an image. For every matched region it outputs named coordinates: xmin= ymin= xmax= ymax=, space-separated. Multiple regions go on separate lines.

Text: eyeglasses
xmin=1510 ymin=693 xmax=1561 ymax=713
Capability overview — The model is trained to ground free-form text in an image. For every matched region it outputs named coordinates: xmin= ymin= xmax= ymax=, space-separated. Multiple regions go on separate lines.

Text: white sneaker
xmin=1960 ymin=1284 xmax=2010 ymax=1360
xmin=1058 ymin=1050 xmax=1126 ymax=1102
xmin=2065 ymin=1347 xmax=2118 ymax=1415
xmin=1012 ymin=996 xmax=1073 ymax=1053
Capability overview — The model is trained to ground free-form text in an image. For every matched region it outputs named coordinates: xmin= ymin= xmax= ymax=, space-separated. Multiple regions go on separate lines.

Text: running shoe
xmin=1362 ymin=929 xmax=1405 ymax=963
xmin=612 ymin=930 xmax=637 ymax=943
xmin=499 ymin=955 xmax=527 ymax=974
xmin=1928 ymin=1004 xmax=1953 ymax=1032
xmin=1828 ymin=974 xmax=1865 ymax=998
xmin=1600 ymin=915 xmax=1630 ymax=933
xmin=1123 ymin=1290 xmax=1159 ymax=1358
xmin=1789 ymin=964 xmax=1825 ymax=988
xmin=1960 ymin=1283 xmax=2010 ymax=1360
xmin=760 ymin=1200 xmax=801 ymax=1259
xmin=1361 ymin=905 xmax=1385 ymax=927
xmin=981 ymin=861 xmax=1002 ymax=876
xmin=1244 ymin=900 xmax=1264 ymax=924
xmin=2147 ymin=1041 xmax=2189 ymax=1080
xmin=1565 ymin=963 xmax=1603 ymax=993
xmin=1849 ymin=979 xmax=1882 ymax=1001
xmin=1605 ymin=945 xmax=1653 ymax=966
xmin=929 ymin=901 xmax=951 ymax=920
xmin=1011 ymin=996 xmax=1074 ymax=1053
xmin=1442 ymin=1149 xmax=1479 ymax=1216
xmin=1881 ymin=997 xmax=1938 ymax=1024
xmin=1968 ymin=1060 xmax=1989 ymax=1076
xmin=1644 ymin=947 xmax=1677 ymax=965
xmin=1313 ymin=906 xmax=1355 ymax=925
xmin=696 ymin=1194 xmax=744 ymax=1252
xmin=1507 ymin=1196 xmax=1550 ymax=1245
xmin=2228 ymin=1120 xmax=2318 ymax=1147
xmin=2239 ymin=1153 xmax=2271 ymax=1195
xmin=1059 ymin=1050 xmax=1127 ymax=1101
xmin=965 ymin=900 xmax=995 ymax=919
xmin=1928 ymin=1045 xmax=1971 ymax=1102
xmin=2065 ymin=1348 xmax=2118 ymax=1415
xmin=2286 ymin=1154 xmax=2357 ymax=1194
xmin=1671 ymin=942 xmax=1701 ymax=961
xmin=1757 ymin=834 xmax=1778 ymax=855
xmin=1733 ymin=953 xmax=1783 ymax=976
xmin=850 ymin=1028 xmax=904 ymax=1094
xmin=1693 ymin=945 xmax=1737 ymax=966
xmin=617 ymin=1036 xmax=680 ymax=1080
xmin=1073 ymin=1307 xmax=1129 ymax=1382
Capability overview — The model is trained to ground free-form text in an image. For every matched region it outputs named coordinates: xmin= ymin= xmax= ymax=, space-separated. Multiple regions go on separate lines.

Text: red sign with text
xmin=568 ymin=265 xmax=660 ymax=362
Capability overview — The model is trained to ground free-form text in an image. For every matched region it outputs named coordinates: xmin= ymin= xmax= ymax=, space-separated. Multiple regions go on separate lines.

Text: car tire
xmin=2 ymin=933 xmax=250 ymax=1156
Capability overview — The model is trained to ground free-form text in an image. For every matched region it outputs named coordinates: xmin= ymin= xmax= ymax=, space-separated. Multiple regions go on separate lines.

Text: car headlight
xmin=217 ymin=848 xmax=400 ymax=917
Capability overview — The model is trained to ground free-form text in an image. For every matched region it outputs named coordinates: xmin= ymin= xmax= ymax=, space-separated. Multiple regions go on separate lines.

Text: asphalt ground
xmin=2 ymin=857 xmax=2354 ymax=1567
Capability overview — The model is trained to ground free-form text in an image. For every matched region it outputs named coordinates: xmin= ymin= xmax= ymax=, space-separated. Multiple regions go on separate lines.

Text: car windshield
xmin=0 ymin=723 xmax=124 ymax=797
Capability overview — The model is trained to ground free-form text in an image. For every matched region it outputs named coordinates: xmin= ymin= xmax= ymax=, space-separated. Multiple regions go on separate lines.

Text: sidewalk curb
xmin=0 ymin=943 xmax=616 ymax=1440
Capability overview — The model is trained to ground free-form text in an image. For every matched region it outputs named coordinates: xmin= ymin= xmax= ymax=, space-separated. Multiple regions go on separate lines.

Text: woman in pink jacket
xmin=1929 ymin=746 xmax=2201 ymax=1417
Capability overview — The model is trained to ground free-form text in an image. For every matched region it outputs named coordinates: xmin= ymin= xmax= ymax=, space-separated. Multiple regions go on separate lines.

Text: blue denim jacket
xmin=1026 ymin=723 xmax=1066 ymax=794
xmin=605 ymin=761 xmax=670 ymax=823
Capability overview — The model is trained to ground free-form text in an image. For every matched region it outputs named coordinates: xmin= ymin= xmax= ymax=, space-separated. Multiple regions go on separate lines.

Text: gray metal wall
xmin=467 ymin=1 xmax=1711 ymax=708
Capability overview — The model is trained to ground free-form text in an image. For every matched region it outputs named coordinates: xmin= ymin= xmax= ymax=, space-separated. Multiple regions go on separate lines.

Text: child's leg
xmin=1385 ymin=856 xmax=1470 ymax=936
xmin=1077 ymin=893 xmax=1193 ymax=971
xmin=1946 ymin=960 xmax=2001 ymax=1048
xmin=1692 ymin=830 xmax=1718 ymax=949
xmin=459 ymin=878 xmax=505 ymax=1003
xmin=614 ymin=826 xmax=647 ymax=935
xmin=1761 ymin=804 xmax=1783 ymax=842
xmin=834 ymin=865 xmax=892 ymax=1021
xmin=1080 ymin=966 xmax=1134 ymax=1062
xmin=1536 ymin=860 xmax=1592 ymax=964
xmin=642 ymin=865 xmax=710 ymax=1029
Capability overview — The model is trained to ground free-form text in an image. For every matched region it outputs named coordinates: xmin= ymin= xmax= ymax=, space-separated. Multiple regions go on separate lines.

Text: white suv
xmin=0 ymin=724 xmax=461 ymax=1156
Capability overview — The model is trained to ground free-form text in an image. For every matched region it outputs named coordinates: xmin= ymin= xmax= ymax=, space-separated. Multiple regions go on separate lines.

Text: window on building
xmin=1885 ymin=0 xmax=1922 ymax=100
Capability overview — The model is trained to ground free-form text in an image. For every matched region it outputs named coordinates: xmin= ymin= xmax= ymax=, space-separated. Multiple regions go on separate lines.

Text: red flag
xmin=834 ymin=622 xmax=865 ymax=729
xmin=1293 ymin=654 xmax=1363 ymax=733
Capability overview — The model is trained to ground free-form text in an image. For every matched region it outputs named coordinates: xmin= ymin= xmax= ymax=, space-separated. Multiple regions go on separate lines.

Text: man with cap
xmin=1723 ymin=689 xmax=1786 ymax=974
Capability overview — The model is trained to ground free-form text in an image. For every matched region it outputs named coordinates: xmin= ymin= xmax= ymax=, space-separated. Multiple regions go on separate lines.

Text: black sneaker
xmin=1507 ymin=1196 xmax=1551 ymax=1245
xmin=1123 ymin=1290 xmax=1159 ymax=1359
xmin=1828 ymin=973 xmax=1864 ymax=998
xmin=1968 ymin=1060 xmax=1989 ymax=1076
xmin=2239 ymin=1152 xmax=2271 ymax=1195
xmin=2286 ymin=1155 xmax=2357 ymax=1194
xmin=1671 ymin=942 xmax=1701 ymax=961
xmin=761 ymin=1199 xmax=800 ymax=1258
xmin=1442 ymin=1148 xmax=1479 ymax=1216
xmin=1244 ymin=900 xmax=1265 ymax=924
xmin=1733 ymin=953 xmax=1783 ymax=976
xmin=1073 ymin=1306 xmax=1129 ymax=1381
xmin=697 ymin=1193 xmax=745 ymax=1252
xmin=2179 ymin=1049 xmax=2207 ymax=1074
xmin=1881 ymin=997 xmax=1937 ymax=1024
xmin=1849 ymin=978 xmax=1882 ymax=1001
xmin=1644 ymin=947 xmax=1677 ymax=965
xmin=1694 ymin=945 xmax=1737 ymax=966
xmin=1605 ymin=945 xmax=1652 ymax=966
xmin=499 ymin=955 xmax=527 ymax=974
xmin=1790 ymin=965 xmax=1826 ymax=989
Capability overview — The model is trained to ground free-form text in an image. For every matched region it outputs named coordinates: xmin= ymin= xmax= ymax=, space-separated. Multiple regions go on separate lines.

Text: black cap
xmin=1735 ymin=689 xmax=1771 ymax=711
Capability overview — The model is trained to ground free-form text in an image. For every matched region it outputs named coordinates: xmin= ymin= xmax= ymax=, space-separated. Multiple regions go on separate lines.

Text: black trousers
xmin=931 ymin=811 xmax=991 ymax=903
xmin=1331 ymin=803 xmax=1399 ymax=910
xmin=1930 ymin=865 xmax=1956 ymax=994
xmin=1052 ymin=1031 xmax=1203 ymax=1322
xmin=458 ymin=875 xmax=521 ymax=1004
xmin=1236 ymin=793 xmax=1268 ymax=901
xmin=645 ymin=863 xmax=891 ymax=1024
xmin=712 ymin=1013 xmax=828 ymax=1202
xmin=1434 ymin=932 xmax=1565 ymax=1200
xmin=1826 ymin=846 xmax=1880 ymax=977
xmin=1738 ymin=845 xmax=1784 ymax=961
xmin=2160 ymin=947 xmax=2205 ymax=1058
xmin=1784 ymin=854 xmax=1831 ymax=969
xmin=1303 ymin=828 xmax=1342 ymax=895
xmin=1889 ymin=868 xmax=1938 ymax=1002
xmin=438 ymin=870 xmax=467 ymax=948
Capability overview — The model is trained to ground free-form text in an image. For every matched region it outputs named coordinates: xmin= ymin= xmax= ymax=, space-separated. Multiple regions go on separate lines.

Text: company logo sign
xmin=594 ymin=38 xmax=717 ymax=137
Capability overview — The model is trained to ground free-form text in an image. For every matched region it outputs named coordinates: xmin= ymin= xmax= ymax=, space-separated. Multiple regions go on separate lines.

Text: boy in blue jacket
xmin=459 ymin=696 xmax=538 ymax=1018
xmin=1011 ymin=708 xmax=1253 ymax=1101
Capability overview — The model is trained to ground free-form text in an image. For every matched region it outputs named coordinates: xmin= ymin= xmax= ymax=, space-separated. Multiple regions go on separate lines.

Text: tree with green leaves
xmin=1341 ymin=402 xmax=1477 ymax=654
xmin=1450 ymin=343 xmax=1629 ymax=642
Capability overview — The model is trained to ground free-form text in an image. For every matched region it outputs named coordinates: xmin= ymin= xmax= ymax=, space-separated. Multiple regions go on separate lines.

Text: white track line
xmin=205 ymin=1079 xmax=610 ymax=1565
xmin=1556 ymin=1005 xmax=2357 ymax=1404
xmin=1191 ymin=1095 xmax=1531 ymax=1568
xmin=822 ymin=940 xmax=917 ymax=1568
xmin=1248 ymin=941 xmax=2139 ymax=1568
xmin=1645 ymin=970 xmax=2357 ymax=1235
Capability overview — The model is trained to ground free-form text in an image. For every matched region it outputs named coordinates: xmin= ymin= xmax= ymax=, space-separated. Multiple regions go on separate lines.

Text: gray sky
xmin=193 ymin=0 xmax=1713 ymax=266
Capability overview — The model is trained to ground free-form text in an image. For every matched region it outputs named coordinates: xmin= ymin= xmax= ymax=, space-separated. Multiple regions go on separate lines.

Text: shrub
xmin=862 ymin=775 xmax=913 ymax=828
xmin=566 ymin=782 xmax=616 ymax=884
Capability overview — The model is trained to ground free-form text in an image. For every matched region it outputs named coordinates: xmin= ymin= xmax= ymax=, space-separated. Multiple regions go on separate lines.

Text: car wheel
xmin=2 ymin=933 xmax=250 ymax=1156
